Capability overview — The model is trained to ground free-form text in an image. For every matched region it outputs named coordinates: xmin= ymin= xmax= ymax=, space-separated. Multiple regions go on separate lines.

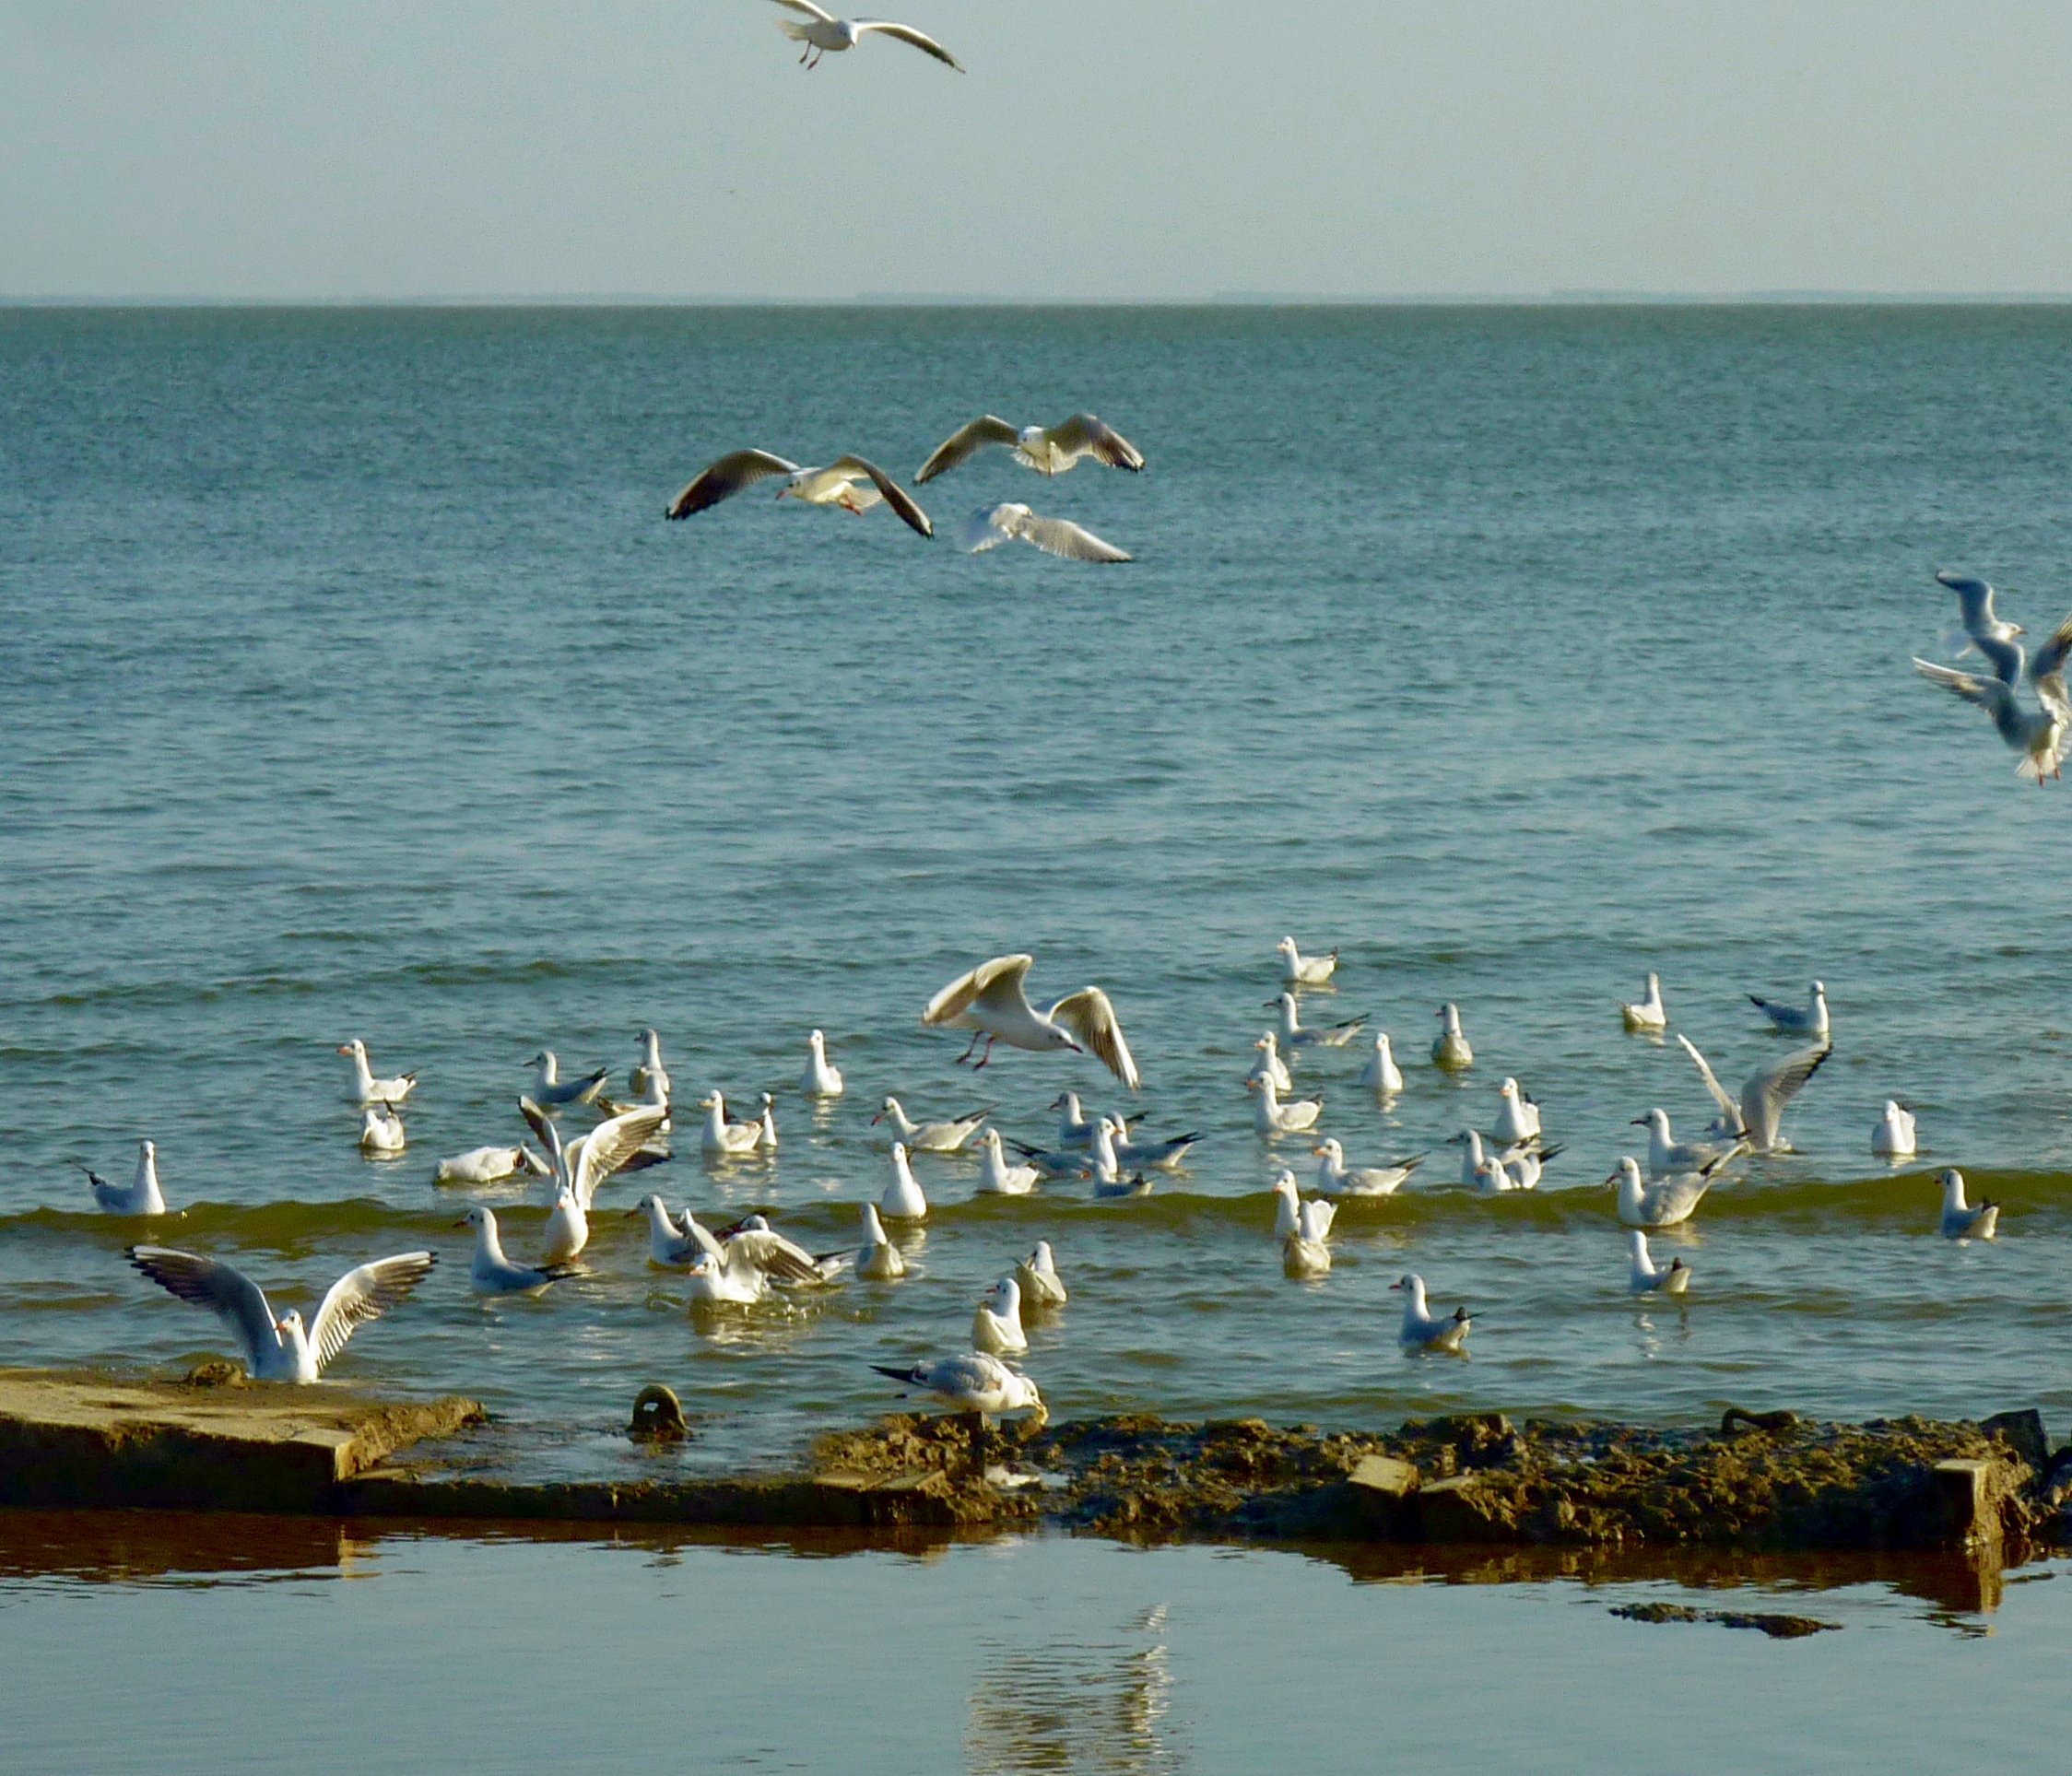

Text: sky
xmin=5 ymin=0 xmax=2072 ymax=300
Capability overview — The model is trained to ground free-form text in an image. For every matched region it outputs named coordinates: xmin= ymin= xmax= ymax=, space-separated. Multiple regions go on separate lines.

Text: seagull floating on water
xmin=752 ymin=1092 xmax=780 ymax=1151
xmin=1247 ymin=1033 xmax=1294 ymax=1093
xmin=971 ymin=1277 xmax=1029 ymax=1354
xmin=870 ymin=1351 xmax=1046 ymax=1421
xmin=629 ymin=1029 xmax=671 ymax=1104
xmin=87 ymin=1141 xmax=168 ymax=1216
xmin=801 ymin=1029 xmax=845 ymax=1097
xmin=959 ymin=502 xmax=1132 ymax=563
xmin=632 ymin=1194 xmax=701 ymax=1267
xmin=1431 ymin=1004 xmax=1473 ymax=1070
xmin=1620 ymin=973 xmax=1667 ymax=1033
xmin=1270 ymin=992 xmax=1364 ymax=1050
xmin=1276 ymin=937 xmax=1338 ymax=986
xmin=1450 ymin=1129 xmax=1557 ymax=1192
xmin=1271 ymin=1170 xmax=1336 ymax=1275
xmin=1873 ymin=1100 xmax=1918 ymax=1158
xmin=1631 ymin=1108 xmax=1745 ymax=1180
xmin=698 ymin=1091 xmax=765 ymax=1159
xmin=976 ymin=1128 xmax=1039 ymax=1195
xmin=769 ymin=0 xmax=962 ymax=70
xmin=1938 ymin=1169 xmax=1998 ymax=1241
xmin=1312 ymin=1138 xmax=1419 ymax=1197
xmin=432 ymin=1144 xmax=549 ymax=1188
xmin=874 ymin=1096 xmax=990 ymax=1153
xmin=526 ymin=1050 xmax=608 ymax=1110
xmin=918 ymin=412 xmax=1141 ymax=482
xmin=359 ymin=1103 xmax=406 ymax=1155
xmin=1015 ymin=1241 xmax=1067 ymax=1308
xmin=1749 ymin=982 xmax=1830 ymax=1039
xmin=855 ymin=1202 xmax=907 ymax=1281
xmin=337 ymin=1039 xmax=415 ymax=1107
xmin=880 ymin=1143 xmax=929 ymax=1220
xmin=1392 ymin=1273 xmax=1471 ymax=1354
xmin=1358 ymin=1032 xmax=1404 ymax=1094
xmin=129 ymin=1245 xmax=435 ymax=1383
xmin=1627 ymin=1230 xmax=1692 ymax=1297
xmin=1492 ymin=1078 xmax=1541 ymax=1146
xmin=460 ymin=1205 xmax=574 ymax=1294
xmin=1248 ymin=1076 xmax=1323 ymax=1135
xmin=1610 ymin=1155 xmax=1717 ymax=1228
xmin=923 ymin=954 xmax=1141 ymax=1089
xmin=541 ymin=1185 xmax=589 ymax=1266
xmin=665 ymin=450 xmax=934 ymax=537
xmin=1676 ymin=1034 xmax=1831 ymax=1155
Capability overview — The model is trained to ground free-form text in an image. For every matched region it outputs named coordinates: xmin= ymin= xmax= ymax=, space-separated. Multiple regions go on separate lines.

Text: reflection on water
xmin=967 ymin=1602 xmax=1183 ymax=1775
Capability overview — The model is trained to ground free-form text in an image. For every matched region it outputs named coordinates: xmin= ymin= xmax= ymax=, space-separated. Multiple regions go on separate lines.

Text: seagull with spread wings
xmin=1913 ymin=639 xmax=2072 ymax=783
xmin=917 ymin=413 xmax=1144 ymax=483
xmin=128 ymin=1245 xmax=436 ymax=1382
xmin=1675 ymin=1034 xmax=1831 ymax=1156
xmin=768 ymin=1 xmax=962 ymax=70
xmin=923 ymin=954 xmax=1142 ymax=1089
xmin=959 ymin=502 xmax=1132 ymax=563
xmin=665 ymin=450 xmax=934 ymax=537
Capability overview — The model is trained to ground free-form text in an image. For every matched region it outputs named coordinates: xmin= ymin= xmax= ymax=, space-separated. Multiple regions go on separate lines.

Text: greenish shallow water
xmin=4 ymin=306 xmax=2072 ymax=1481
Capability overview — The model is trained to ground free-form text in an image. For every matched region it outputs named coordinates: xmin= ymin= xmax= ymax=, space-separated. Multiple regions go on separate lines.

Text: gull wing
xmin=727 ymin=1225 xmax=829 ymax=1285
xmin=1741 ymin=1042 xmax=1831 ymax=1148
xmin=1913 ymin=658 xmax=2024 ymax=746
xmin=826 ymin=455 xmax=934 ymax=537
xmin=917 ymin=416 xmax=1020 ymax=483
xmin=517 ymin=1095 xmax=559 ymax=1152
xmin=924 ymin=954 xmax=1033 ymax=1027
xmin=854 ymin=19 xmax=963 ymax=68
xmin=665 ymin=450 xmax=800 ymax=522
xmin=769 ymin=0 xmax=837 ymax=20
xmin=1975 ymin=635 xmax=2026 ymax=688
xmin=1050 ymin=413 xmax=1145 ymax=471
xmin=128 ymin=1247 xmax=277 ymax=1371
xmin=1937 ymin=569 xmax=1995 ymax=633
xmin=570 ymin=1102 xmax=672 ymax=1209
xmin=1049 ymin=986 xmax=1142 ymax=1090
xmin=1011 ymin=510 xmax=1133 ymax=564
xmin=678 ymin=1212 xmax=729 ymax=1267
xmin=1298 ymin=1199 xmax=1336 ymax=1241
xmin=958 ymin=503 xmax=1021 ymax=554
xmin=2031 ymin=612 xmax=2072 ymax=714
xmin=307 ymin=1253 xmax=437 ymax=1372
xmin=1675 ymin=1034 xmax=1745 ymax=1135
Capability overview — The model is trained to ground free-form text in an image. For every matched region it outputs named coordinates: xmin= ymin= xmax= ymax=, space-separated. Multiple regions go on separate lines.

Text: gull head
xmin=275 ymin=1309 xmax=305 ymax=1341
xmin=871 ymin=1097 xmax=900 ymax=1125
xmin=140 ymin=1139 xmax=157 ymax=1159
xmin=1632 ymin=1109 xmax=1671 ymax=1134
xmin=1607 ymin=1157 xmax=1644 ymax=1190
xmin=337 ymin=1040 xmax=364 ymax=1057
xmin=1810 ymin=981 xmax=1827 ymax=999
xmin=808 ymin=1029 xmax=825 ymax=1048
xmin=1939 ymin=1168 xmax=1965 ymax=1201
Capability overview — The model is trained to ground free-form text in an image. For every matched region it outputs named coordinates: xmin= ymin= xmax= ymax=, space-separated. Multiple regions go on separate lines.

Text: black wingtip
xmin=870 ymin=1362 xmax=917 ymax=1384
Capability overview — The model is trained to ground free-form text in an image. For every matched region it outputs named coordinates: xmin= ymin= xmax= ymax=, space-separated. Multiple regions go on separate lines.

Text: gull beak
xmin=452 ymin=1219 xmax=470 ymax=1229
xmin=1603 ymin=1170 xmax=1620 ymax=1188
xmin=1387 ymin=1280 xmax=1403 ymax=1292
xmin=868 ymin=1111 xmax=884 ymax=1125
xmin=336 ymin=1044 xmax=353 ymax=1055
xmin=1630 ymin=1116 xmax=1649 ymax=1126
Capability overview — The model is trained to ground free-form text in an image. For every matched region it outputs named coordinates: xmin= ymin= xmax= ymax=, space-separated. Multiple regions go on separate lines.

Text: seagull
xmin=1627 ymin=1231 xmax=1692 ymax=1297
xmin=1282 ymin=1199 xmax=1335 ymax=1278
xmin=129 ymin=1245 xmax=435 ymax=1382
xmin=1001 ymin=1136 xmax=1091 ymax=1182
xmin=460 ymin=1205 xmax=575 ymax=1294
xmin=665 ymin=450 xmax=933 ymax=537
xmin=1312 ymin=1138 xmax=1420 ymax=1197
xmin=1080 ymin=1116 xmax=1128 ymax=1186
xmin=1749 ymin=982 xmax=1830 ymax=1039
xmin=1497 ymin=1145 xmax=1560 ymax=1191
xmin=1873 ymin=1100 xmax=1918 ymax=1159
xmin=1610 ymin=1155 xmax=1718 ymax=1228
xmin=880 ymin=1143 xmax=929 ymax=1220
xmin=1937 ymin=568 xmax=2026 ymax=668
xmin=1247 ymin=1033 xmax=1295 ymax=1094
xmin=1631 ymin=1108 xmax=1746 ymax=1180
xmin=541 ymin=1185 xmax=589 ymax=1266
xmin=873 ymin=1096 xmax=990 ymax=1153
xmin=1913 ymin=657 xmax=2068 ymax=783
xmin=971 ymin=1277 xmax=1029 ymax=1355
xmin=431 ymin=1145 xmax=550 ymax=1188
xmin=629 ymin=1029 xmax=671 ymax=1104
xmin=1620 ymin=973 xmax=1667 ymax=1033
xmin=1676 ymin=1034 xmax=1831 ymax=1155
xmin=527 ymin=1099 xmax=673 ymax=1216
xmin=1115 ymin=1128 xmax=1199 ymax=1170
xmin=752 ymin=1092 xmax=780 ymax=1151
xmin=1248 ymin=1076 xmax=1323 ymax=1135
xmin=86 ymin=1141 xmax=168 ymax=1216
xmin=359 ymin=1103 xmax=407 ymax=1155
xmin=918 ymin=412 xmax=1142 ymax=482
xmin=1431 ymin=1004 xmax=1473 ymax=1070
xmin=959 ymin=502 xmax=1132 ymax=563
xmin=801 ymin=1029 xmax=845 ymax=1097
xmin=856 ymin=1202 xmax=907 ymax=1280
xmin=1492 ymin=1078 xmax=1541 ymax=1146
xmin=681 ymin=1232 xmax=769 ymax=1307
xmin=923 ymin=954 xmax=1142 ymax=1090
xmin=871 ymin=1352 xmax=1046 ymax=1423
xmin=1015 ymin=1241 xmax=1067 ymax=1308
xmin=1277 ymin=936 xmax=1338 ymax=986
xmin=769 ymin=0 xmax=962 ymax=71
xmin=632 ymin=1194 xmax=701 ymax=1267
xmin=1392 ymin=1274 xmax=1471 ymax=1354
xmin=526 ymin=1050 xmax=609 ymax=1111
xmin=1269 ymin=992 xmax=1365 ymax=1049
xmin=1270 ymin=1169 xmax=1336 ymax=1239
xmin=976 ymin=1128 xmax=1039 ymax=1195
xmin=1049 ymin=1091 xmax=1111 ymax=1149
xmin=703 ymin=1212 xmax=847 ymax=1288
xmin=1447 ymin=1130 xmax=1554 ymax=1191
xmin=1938 ymin=1169 xmax=1999 ymax=1241
xmin=698 ymin=1091 xmax=765 ymax=1159
xmin=337 ymin=1039 xmax=416 ymax=1107
xmin=1358 ymin=1033 xmax=1404 ymax=1094
xmin=1093 ymin=1170 xmax=1154 ymax=1200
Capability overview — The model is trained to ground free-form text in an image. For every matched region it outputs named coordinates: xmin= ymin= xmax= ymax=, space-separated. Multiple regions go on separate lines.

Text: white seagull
xmin=870 ymin=1351 xmax=1046 ymax=1421
xmin=1492 ymin=1078 xmax=1541 ymax=1146
xmin=880 ymin=1143 xmax=929 ymax=1220
xmin=856 ymin=1202 xmax=907 ymax=1281
xmin=1938 ymin=1169 xmax=1999 ymax=1241
xmin=976 ymin=1128 xmax=1040 ymax=1195
xmin=541 ymin=1185 xmax=589 ymax=1266
xmin=1431 ymin=1004 xmax=1473 ymax=1070
xmin=1312 ymin=1138 xmax=1420 ymax=1197
xmin=753 ymin=1092 xmax=780 ymax=1152
xmin=86 ymin=1141 xmax=169 ymax=1216
xmin=665 ymin=449 xmax=934 ymax=537
xmin=1676 ymin=1034 xmax=1831 ymax=1155
xmin=959 ymin=502 xmax=1132 ymax=563
xmin=1627 ymin=1231 xmax=1692 ymax=1297
xmin=1748 ymin=982 xmax=1830 ymax=1039
xmin=1248 ymin=1076 xmax=1323 ymax=1135
xmin=1358 ymin=1032 xmax=1404 ymax=1094
xmin=531 ymin=1099 xmax=673 ymax=1217
xmin=629 ymin=1029 xmax=671 ymax=1104
xmin=697 ymin=1212 xmax=846 ymax=1288
xmin=1015 ymin=1241 xmax=1067 ymax=1308
xmin=769 ymin=0 xmax=962 ymax=70
xmin=1392 ymin=1274 xmax=1471 ymax=1354
xmin=698 ymin=1091 xmax=765 ymax=1159
xmin=460 ymin=1205 xmax=574 ymax=1294
xmin=432 ymin=1145 xmax=550 ymax=1188
xmin=1049 ymin=1090 xmax=1109 ymax=1149
xmin=1247 ymin=1033 xmax=1294 ymax=1094
xmin=1270 ymin=1169 xmax=1336 ymax=1241
xmin=129 ymin=1245 xmax=435 ymax=1382
xmin=1620 ymin=973 xmax=1667 ymax=1033
xmin=873 ymin=1096 xmax=990 ymax=1153
xmin=923 ymin=954 xmax=1141 ymax=1090
xmin=1873 ymin=1100 xmax=1918 ymax=1159
xmin=1282 ymin=1199 xmax=1336 ymax=1278
xmin=1631 ymin=1108 xmax=1746 ymax=1180
xmin=1937 ymin=569 xmax=2026 ymax=667
xmin=632 ymin=1195 xmax=701 ymax=1267
xmin=1913 ymin=656 xmax=2069 ymax=784
xmin=359 ymin=1103 xmax=407 ymax=1155
xmin=1277 ymin=936 xmax=1338 ymax=986
xmin=801 ymin=1029 xmax=845 ymax=1097
xmin=1270 ymin=992 xmax=1365 ymax=1049
xmin=1610 ymin=1155 xmax=1717 ymax=1229
xmin=971 ymin=1277 xmax=1029 ymax=1354
xmin=526 ymin=1050 xmax=609 ymax=1111
xmin=918 ymin=412 xmax=1142 ymax=482
xmin=337 ymin=1039 xmax=416 ymax=1107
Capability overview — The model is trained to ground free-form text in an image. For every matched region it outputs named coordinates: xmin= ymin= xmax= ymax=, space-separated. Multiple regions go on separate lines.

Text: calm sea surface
xmin=4 ymin=306 xmax=2072 ymax=1480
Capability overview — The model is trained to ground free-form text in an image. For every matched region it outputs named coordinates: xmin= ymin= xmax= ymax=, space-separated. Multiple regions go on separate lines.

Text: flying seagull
xmin=959 ymin=502 xmax=1131 ymax=563
xmin=917 ymin=413 xmax=1143 ymax=482
xmin=769 ymin=1 xmax=961 ymax=71
xmin=1913 ymin=656 xmax=2068 ymax=783
xmin=923 ymin=953 xmax=1141 ymax=1089
xmin=665 ymin=451 xmax=933 ymax=537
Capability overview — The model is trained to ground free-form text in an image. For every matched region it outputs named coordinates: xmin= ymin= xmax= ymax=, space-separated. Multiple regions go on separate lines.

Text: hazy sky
xmin=6 ymin=0 xmax=2072 ymax=300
